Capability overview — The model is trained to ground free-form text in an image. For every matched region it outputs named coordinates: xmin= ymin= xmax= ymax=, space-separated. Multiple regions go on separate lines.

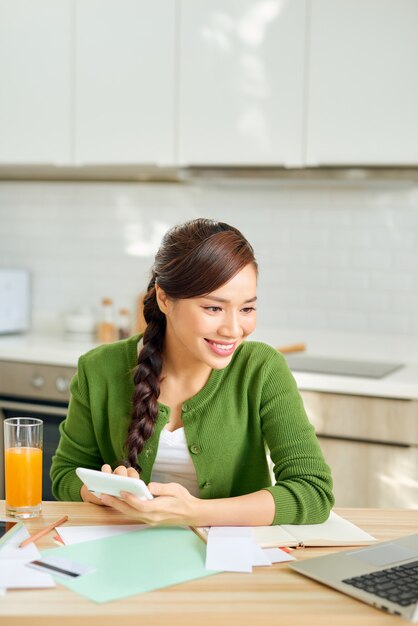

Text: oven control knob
xmin=31 ymin=375 xmax=45 ymax=389
xmin=56 ymin=376 xmax=69 ymax=393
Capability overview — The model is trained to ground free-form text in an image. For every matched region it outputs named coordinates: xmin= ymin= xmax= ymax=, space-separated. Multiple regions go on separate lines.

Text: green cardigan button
xmin=190 ymin=444 xmax=201 ymax=455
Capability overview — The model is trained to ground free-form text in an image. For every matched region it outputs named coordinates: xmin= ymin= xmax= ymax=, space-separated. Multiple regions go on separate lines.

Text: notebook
xmin=196 ymin=512 xmax=376 ymax=548
xmin=289 ymin=533 xmax=418 ymax=622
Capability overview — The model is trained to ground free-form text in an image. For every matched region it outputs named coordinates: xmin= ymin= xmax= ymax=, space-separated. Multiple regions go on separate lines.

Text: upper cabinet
xmin=1 ymin=1 xmax=418 ymax=168
xmin=306 ymin=0 xmax=418 ymax=166
xmin=75 ymin=0 xmax=176 ymax=165
xmin=178 ymin=0 xmax=306 ymax=167
xmin=0 ymin=0 xmax=72 ymax=164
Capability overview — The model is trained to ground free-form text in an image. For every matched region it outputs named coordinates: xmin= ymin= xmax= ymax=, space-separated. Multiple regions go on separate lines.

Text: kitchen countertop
xmin=0 ymin=328 xmax=418 ymax=400
xmin=0 ymin=333 xmax=96 ymax=367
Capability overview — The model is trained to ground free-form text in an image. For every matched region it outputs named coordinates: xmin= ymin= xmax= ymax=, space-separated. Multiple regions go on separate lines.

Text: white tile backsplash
xmin=1 ymin=178 xmax=417 ymax=337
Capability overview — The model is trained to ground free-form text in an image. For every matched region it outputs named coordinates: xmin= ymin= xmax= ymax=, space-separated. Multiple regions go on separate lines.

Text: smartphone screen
xmin=0 ymin=520 xmax=19 ymax=546
xmin=0 ymin=521 xmax=17 ymax=538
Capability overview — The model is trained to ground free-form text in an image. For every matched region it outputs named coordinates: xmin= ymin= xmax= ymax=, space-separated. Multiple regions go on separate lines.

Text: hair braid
xmin=125 ymin=276 xmax=165 ymax=470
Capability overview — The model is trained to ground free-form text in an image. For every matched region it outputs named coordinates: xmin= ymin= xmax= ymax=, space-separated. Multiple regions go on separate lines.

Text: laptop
xmin=289 ymin=533 xmax=418 ymax=622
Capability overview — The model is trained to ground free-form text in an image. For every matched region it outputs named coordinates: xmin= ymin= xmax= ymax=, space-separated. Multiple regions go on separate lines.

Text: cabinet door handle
xmin=0 ymin=399 xmax=68 ymax=417
xmin=317 ymin=433 xmax=412 ymax=449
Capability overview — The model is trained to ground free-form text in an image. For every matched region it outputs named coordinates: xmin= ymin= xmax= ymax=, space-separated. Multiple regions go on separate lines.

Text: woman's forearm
xmin=193 ymin=489 xmax=275 ymax=527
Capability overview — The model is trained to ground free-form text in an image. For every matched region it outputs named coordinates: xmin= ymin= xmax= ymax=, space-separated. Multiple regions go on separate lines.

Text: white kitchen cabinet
xmin=0 ymin=0 xmax=72 ymax=164
xmin=178 ymin=0 xmax=306 ymax=167
xmin=301 ymin=390 xmax=418 ymax=508
xmin=75 ymin=0 xmax=176 ymax=165
xmin=306 ymin=0 xmax=418 ymax=166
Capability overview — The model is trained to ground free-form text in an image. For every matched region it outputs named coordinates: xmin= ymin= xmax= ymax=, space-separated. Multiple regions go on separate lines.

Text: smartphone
xmin=0 ymin=520 xmax=22 ymax=548
xmin=76 ymin=467 xmax=154 ymax=501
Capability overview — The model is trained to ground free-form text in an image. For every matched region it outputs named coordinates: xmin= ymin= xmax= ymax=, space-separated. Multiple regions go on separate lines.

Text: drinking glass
xmin=4 ymin=417 xmax=43 ymax=518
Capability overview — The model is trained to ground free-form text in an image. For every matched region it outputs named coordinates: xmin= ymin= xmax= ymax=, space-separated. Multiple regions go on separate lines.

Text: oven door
xmin=0 ymin=398 xmax=68 ymax=501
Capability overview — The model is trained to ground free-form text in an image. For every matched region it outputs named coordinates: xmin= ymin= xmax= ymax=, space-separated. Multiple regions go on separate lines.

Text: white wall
xmin=1 ymin=178 xmax=417 ymax=336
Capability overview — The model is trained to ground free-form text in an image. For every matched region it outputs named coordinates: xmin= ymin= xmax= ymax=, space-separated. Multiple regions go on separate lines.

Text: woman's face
xmin=157 ymin=263 xmax=257 ymax=371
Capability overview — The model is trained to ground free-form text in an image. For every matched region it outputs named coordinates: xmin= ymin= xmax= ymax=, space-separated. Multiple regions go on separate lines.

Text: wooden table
xmin=1 ymin=502 xmax=417 ymax=626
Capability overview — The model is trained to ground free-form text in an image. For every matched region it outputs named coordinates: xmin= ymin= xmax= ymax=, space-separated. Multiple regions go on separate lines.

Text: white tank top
xmin=151 ymin=427 xmax=200 ymax=497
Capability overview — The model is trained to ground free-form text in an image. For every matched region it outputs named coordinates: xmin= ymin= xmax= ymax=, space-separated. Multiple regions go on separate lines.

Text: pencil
xmin=19 ymin=515 xmax=69 ymax=548
xmin=189 ymin=525 xmax=207 ymax=544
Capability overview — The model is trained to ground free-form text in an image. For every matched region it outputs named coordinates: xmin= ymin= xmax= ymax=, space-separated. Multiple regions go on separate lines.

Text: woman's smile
xmin=204 ymin=338 xmax=237 ymax=357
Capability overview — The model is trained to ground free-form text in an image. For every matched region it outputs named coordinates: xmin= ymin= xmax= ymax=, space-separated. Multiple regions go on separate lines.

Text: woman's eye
xmin=204 ymin=306 xmax=222 ymax=312
xmin=241 ymin=307 xmax=256 ymax=314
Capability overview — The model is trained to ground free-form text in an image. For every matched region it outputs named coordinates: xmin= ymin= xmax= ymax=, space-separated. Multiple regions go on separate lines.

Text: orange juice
xmin=5 ymin=447 xmax=42 ymax=508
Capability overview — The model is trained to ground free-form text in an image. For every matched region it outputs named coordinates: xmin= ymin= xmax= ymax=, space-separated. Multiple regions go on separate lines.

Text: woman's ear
xmin=155 ymin=284 xmax=169 ymax=314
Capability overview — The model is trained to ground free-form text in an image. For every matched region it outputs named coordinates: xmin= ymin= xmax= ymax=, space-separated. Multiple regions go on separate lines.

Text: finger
xmin=113 ymin=465 xmax=129 ymax=476
xmin=81 ymin=484 xmax=105 ymax=506
xmin=120 ymin=491 xmax=154 ymax=506
xmin=148 ymin=482 xmax=179 ymax=497
xmin=90 ymin=492 xmax=107 ymax=505
xmin=127 ymin=467 xmax=140 ymax=479
xmin=101 ymin=493 xmax=147 ymax=516
xmin=100 ymin=494 xmax=125 ymax=510
xmin=101 ymin=464 xmax=112 ymax=473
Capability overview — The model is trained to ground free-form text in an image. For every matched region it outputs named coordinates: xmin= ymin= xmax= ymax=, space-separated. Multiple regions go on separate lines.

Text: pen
xmin=19 ymin=515 xmax=69 ymax=548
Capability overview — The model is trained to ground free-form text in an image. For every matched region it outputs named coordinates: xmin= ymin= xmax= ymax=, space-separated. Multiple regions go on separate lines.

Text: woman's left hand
xmin=100 ymin=481 xmax=201 ymax=526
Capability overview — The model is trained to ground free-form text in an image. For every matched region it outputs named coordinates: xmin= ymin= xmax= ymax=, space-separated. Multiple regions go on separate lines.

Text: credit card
xmin=27 ymin=555 xmax=95 ymax=580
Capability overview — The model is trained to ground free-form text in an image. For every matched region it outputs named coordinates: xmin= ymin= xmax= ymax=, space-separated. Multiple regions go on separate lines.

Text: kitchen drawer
xmin=318 ymin=436 xmax=418 ymax=508
xmin=301 ymin=391 xmax=418 ymax=446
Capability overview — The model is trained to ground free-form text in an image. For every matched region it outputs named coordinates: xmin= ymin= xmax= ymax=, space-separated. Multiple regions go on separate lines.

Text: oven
xmin=0 ymin=360 xmax=76 ymax=501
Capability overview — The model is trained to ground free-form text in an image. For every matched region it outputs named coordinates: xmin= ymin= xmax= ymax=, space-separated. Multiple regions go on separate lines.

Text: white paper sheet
xmin=263 ymin=548 xmax=295 ymax=563
xmin=252 ymin=543 xmax=273 ymax=566
xmin=205 ymin=527 xmax=264 ymax=572
xmin=205 ymin=527 xmax=297 ymax=572
xmin=0 ymin=560 xmax=55 ymax=589
xmin=0 ymin=526 xmax=40 ymax=561
xmin=0 ymin=525 xmax=54 ymax=589
xmin=206 ymin=527 xmax=254 ymax=572
xmin=56 ymin=524 xmax=146 ymax=545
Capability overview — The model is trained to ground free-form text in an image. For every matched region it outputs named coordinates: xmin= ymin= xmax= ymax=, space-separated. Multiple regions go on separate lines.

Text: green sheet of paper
xmin=41 ymin=526 xmax=218 ymax=603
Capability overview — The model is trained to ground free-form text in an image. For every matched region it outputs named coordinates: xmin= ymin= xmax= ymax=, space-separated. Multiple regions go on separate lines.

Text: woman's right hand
xmin=80 ymin=464 xmax=140 ymax=505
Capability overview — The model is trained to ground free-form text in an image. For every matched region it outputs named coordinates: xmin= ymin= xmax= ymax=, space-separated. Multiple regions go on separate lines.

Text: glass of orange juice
xmin=4 ymin=417 xmax=43 ymax=518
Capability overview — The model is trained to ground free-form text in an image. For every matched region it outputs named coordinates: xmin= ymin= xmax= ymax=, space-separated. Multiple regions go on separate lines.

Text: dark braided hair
xmin=125 ymin=218 xmax=257 ymax=470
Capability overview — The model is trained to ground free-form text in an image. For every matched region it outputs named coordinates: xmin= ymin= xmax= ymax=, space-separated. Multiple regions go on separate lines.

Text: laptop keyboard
xmin=343 ymin=560 xmax=418 ymax=606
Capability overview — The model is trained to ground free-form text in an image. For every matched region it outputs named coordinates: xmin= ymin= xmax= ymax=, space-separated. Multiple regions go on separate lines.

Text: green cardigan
xmin=50 ymin=335 xmax=334 ymax=525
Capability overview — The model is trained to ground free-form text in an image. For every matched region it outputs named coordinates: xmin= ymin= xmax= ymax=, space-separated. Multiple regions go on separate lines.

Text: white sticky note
xmin=206 ymin=527 xmax=254 ymax=572
xmin=206 ymin=537 xmax=253 ymax=572
xmin=263 ymin=547 xmax=295 ymax=563
xmin=252 ymin=543 xmax=273 ymax=566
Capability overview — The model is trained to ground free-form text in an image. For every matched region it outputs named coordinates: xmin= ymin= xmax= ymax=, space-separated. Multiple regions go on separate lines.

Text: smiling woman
xmin=50 ymin=218 xmax=334 ymax=528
